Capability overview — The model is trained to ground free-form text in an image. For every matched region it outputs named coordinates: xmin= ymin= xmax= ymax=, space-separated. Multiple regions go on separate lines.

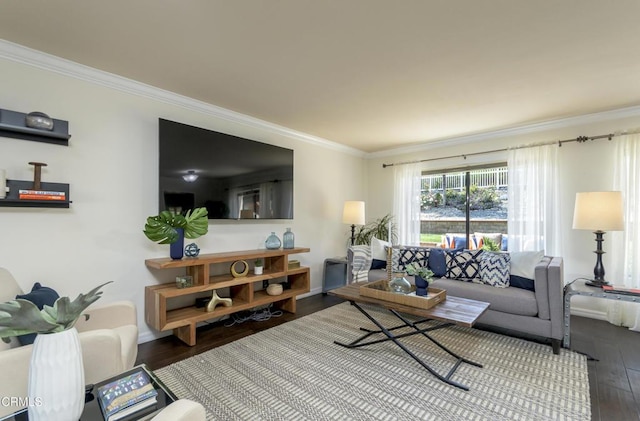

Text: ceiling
xmin=1 ymin=1 xmax=640 ymax=153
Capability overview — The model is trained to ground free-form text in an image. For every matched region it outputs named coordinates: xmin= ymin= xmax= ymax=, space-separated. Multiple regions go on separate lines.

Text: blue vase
xmin=283 ymin=228 xmax=295 ymax=249
xmin=170 ymin=228 xmax=185 ymax=260
xmin=265 ymin=232 xmax=281 ymax=249
xmin=414 ymin=275 xmax=428 ymax=296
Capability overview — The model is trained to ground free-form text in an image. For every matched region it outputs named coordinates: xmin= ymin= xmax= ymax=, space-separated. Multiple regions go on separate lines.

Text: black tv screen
xmin=159 ymin=119 xmax=293 ymax=220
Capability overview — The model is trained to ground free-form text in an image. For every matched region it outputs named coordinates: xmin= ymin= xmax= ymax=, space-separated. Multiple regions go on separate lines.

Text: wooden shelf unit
xmin=145 ymin=247 xmax=310 ymax=346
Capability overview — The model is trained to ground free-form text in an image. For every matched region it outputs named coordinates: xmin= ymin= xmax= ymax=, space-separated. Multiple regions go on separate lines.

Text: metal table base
xmin=334 ymin=301 xmax=482 ymax=391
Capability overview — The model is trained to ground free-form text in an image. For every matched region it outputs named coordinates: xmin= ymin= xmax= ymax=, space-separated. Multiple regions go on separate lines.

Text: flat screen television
xmin=159 ymin=119 xmax=294 ymax=220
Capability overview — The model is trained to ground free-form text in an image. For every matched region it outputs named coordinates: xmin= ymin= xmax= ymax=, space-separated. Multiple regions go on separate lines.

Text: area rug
xmin=155 ymin=302 xmax=590 ymax=421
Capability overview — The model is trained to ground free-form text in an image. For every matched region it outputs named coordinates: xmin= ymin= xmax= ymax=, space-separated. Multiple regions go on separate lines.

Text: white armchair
xmin=0 ymin=267 xmax=139 ymax=418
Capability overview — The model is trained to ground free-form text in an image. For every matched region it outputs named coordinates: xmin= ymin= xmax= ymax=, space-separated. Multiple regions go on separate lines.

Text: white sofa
xmin=0 ymin=267 xmax=139 ymax=418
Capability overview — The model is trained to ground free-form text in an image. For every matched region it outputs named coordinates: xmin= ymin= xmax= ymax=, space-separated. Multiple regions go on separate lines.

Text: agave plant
xmin=0 ymin=282 xmax=111 ymax=343
xmin=143 ymin=207 xmax=209 ymax=244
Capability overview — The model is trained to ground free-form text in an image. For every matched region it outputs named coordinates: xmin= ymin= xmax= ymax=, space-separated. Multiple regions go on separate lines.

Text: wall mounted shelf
xmin=0 ymin=109 xmax=70 ymax=146
xmin=0 ymin=179 xmax=71 ymax=208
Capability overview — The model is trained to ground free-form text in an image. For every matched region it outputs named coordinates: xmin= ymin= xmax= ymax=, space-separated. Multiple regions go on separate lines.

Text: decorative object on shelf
xmin=343 ymin=201 xmax=365 ymax=246
xmin=28 ymin=161 xmax=47 ymax=190
xmin=205 ymin=290 xmax=232 ymax=312
xmin=288 ymin=260 xmax=300 ymax=270
xmin=175 ymin=275 xmax=193 ymax=289
xmin=184 ymin=242 xmax=200 ymax=257
xmin=230 ymin=260 xmax=249 ymax=278
xmin=0 ymin=282 xmax=111 ymax=421
xmin=266 ymin=283 xmax=283 ymax=296
xmin=389 ymin=272 xmax=412 ymax=294
xmin=0 ymin=169 xmax=6 ymax=199
xmin=143 ymin=207 xmax=209 ymax=260
xmin=405 ymin=263 xmax=434 ymax=296
xmin=169 ymin=228 xmax=185 ymax=260
xmin=25 ymin=112 xmax=54 ymax=131
xmin=283 ymin=228 xmax=295 ymax=249
xmin=254 ymin=258 xmax=264 ymax=275
xmin=572 ymin=191 xmax=624 ymax=287
xmin=265 ymin=232 xmax=281 ymax=249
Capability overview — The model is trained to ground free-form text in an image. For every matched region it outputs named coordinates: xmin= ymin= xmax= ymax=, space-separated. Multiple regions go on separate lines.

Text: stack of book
xmin=602 ymin=285 xmax=640 ymax=296
xmin=96 ymin=369 xmax=159 ymax=421
xmin=18 ymin=189 xmax=66 ymax=201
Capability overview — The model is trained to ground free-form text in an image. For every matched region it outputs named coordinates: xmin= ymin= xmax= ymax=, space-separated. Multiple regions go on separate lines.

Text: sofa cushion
xmin=16 ymin=282 xmax=60 ymax=345
xmin=428 ymin=248 xmax=447 ymax=277
xmin=478 ymin=252 xmax=511 ymax=288
xmin=445 ymin=250 xmax=483 ymax=280
xmin=396 ymin=247 xmax=429 ymax=271
xmin=431 ymin=277 xmax=538 ymax=317
xmin=371 ymin=237 xmax=390 ymax=262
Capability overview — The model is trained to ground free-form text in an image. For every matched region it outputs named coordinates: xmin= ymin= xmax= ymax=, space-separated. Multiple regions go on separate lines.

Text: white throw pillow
xmin=510 ymin=250 xmax=544 ymax=280
xmin=371 ymin=237 xmax=391 ymax=261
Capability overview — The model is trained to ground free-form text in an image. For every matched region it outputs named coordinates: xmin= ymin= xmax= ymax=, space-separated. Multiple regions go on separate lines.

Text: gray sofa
xmin=346 ymin=247 xmax=564 ymax=354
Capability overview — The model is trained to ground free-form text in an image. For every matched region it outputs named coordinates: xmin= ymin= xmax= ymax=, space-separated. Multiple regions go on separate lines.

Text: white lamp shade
xmin=573 ymin=191 xmax=624 ymax=231
xmin=343 ymin=201 xmax=365 ymax=225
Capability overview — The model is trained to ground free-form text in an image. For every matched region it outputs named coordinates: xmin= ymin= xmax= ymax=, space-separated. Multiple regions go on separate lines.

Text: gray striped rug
xmin=155 ymin=302 xmax=590 ymax=420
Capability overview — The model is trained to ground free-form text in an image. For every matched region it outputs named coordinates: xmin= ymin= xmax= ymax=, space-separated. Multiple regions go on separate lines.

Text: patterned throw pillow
xmin=396 ymin=247 xmax=430 ymax=272
xmin=478 ymin=252 xmax=511 ymax=287
xmin=445 ymin=250 xmax=483 ymax=280
xmin=350 ymin=245 xmax=372 ymax=283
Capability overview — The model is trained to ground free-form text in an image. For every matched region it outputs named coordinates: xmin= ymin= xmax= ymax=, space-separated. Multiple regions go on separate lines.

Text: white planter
xmin=28 ymin=328 xmax=84 ymax=421
xmin=254 ymin=266 xmax=263 ymax=275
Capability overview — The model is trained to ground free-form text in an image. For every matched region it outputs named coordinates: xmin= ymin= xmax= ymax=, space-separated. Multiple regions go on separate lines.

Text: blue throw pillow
xmin=370 ymin=259 xmax=386 ymax=270
xmin=428 ymin=248 xmax=447 ymax=277
xmin=16 ymin=282 xmax=60 ymax=345
xmin=452 ymin=236 xmax=468 ymax=250
xmin=501 ymin=235 xmax=508 ymax=251
xmin=510 ymin=275 xmax=535 ymax=291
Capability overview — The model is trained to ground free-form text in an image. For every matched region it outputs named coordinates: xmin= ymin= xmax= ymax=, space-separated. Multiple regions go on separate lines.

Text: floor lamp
xmin=343 ymin=201 xmax=365 ymax=246
xmin=572 ymin=191 xmax=624 ymax=287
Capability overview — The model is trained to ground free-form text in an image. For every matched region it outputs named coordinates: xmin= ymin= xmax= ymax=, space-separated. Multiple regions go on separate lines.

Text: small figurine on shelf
xmin=254 ymin=258 xmax=264 ymax=275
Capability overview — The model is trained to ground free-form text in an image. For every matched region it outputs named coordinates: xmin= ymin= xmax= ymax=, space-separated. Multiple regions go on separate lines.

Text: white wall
xmin=0 ymin=52 xmax=366 ymax=343
xmin=364 ymin=112 xmax=640 ymax=318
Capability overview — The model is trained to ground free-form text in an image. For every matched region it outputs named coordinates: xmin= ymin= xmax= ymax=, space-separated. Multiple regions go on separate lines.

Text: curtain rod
xmin=381 ymin=132 xmax=616 ymax=168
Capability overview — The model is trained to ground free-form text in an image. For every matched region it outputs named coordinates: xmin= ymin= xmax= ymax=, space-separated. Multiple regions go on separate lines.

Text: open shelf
xmin=0 ymin=109 xmax=70 ymax=145
xmin=0 ymin=179 xmax=71 ymax=208
xmin=145 ymin=247 xmax=310 ymax=345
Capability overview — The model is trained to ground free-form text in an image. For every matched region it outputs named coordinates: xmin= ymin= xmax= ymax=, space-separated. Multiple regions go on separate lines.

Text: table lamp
xmin=572 ymin=191 xmax=624 ymax=287
xmin=343 ymin=201 xmax=365 ymax=246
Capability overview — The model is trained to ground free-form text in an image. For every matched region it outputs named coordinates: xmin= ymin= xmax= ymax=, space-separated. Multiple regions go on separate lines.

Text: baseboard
xmin=570 ymin=307 xmax=608 ymax=321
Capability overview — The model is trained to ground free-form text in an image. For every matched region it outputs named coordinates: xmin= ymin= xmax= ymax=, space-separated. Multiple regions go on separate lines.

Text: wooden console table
xmin=145 ymin=247 xmax=310 ymax=346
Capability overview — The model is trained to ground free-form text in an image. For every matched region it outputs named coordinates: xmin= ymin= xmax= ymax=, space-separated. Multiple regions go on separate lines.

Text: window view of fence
xmin=420 ymin=166 xmax=508 ymax=249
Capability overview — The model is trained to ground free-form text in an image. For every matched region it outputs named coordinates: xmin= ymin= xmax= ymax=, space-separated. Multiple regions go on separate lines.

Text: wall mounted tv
xmin=159 ymin=119 xmax=293 ymax=220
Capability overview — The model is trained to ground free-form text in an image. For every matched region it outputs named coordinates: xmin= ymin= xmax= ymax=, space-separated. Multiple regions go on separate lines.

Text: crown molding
xmin=0 ymin=39 xmax=366 ymax=157
xmin=366 ymin=105 xmax=640 ymax=160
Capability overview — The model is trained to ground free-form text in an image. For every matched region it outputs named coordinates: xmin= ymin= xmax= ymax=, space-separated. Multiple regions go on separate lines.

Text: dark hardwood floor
xmin=137 ymin=294 xmax=640 ymax=421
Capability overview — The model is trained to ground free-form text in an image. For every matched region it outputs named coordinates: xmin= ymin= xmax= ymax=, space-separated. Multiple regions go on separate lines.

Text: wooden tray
xmin=359 ymin=280 xmax=446 ymax=309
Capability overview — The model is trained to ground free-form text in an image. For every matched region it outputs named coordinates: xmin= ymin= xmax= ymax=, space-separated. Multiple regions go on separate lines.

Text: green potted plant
xmin=352 ymin=214 xmax=397 ymax=246
xmin=143 ymin=207 xmax=209 ymax=259
xmin=0 ymin=282 xmax=111 ymax=420
xmin=254 ymin=258 xmax=264 ymax=275
xmin=405 ymin=263 xmax=434 ymax=297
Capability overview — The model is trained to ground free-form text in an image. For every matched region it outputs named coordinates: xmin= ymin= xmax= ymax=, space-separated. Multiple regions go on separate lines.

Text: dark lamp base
xmin=585 ymin=279 xmax=609 ymax=288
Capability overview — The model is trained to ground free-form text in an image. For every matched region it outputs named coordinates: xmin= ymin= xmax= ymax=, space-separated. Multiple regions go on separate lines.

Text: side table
xmin=564 ymin=279 xmax=640 ymax=348
xmin=322 ymin=257 xmax=348 ymax=294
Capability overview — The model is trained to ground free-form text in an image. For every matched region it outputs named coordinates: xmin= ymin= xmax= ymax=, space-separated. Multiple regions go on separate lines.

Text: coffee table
xmin=329 ymin=282 xmax=490 ymax=391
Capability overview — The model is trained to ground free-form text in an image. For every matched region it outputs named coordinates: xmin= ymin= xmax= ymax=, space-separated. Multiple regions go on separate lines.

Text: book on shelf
xmin=602 ymin=285 xmax=640 ymax=296
xmin=19 ymin=194 xmax=66 ymax=201
xmin=18 ymin=189 xmax=66 ymax=196
xmin=96 ymin=369 xmax=159 ymax=421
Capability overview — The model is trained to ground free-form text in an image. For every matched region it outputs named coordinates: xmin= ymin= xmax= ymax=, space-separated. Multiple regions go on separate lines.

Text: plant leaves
xmin=143 ymin=208 xmax=208 ymax=243
xmin=54 ymin=281 xmax=112 ymax=329
xmin=0 ymin=300 xmax=59 ymax=338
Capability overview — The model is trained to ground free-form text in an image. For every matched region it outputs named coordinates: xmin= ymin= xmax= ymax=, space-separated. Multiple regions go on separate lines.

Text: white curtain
xmin=393 ymin=163 xmax=421 ymax=246
xmin=608 ymin=133 xmax=640 ymax=330
xmin=507 ymin=144 xmax=562 ymax=255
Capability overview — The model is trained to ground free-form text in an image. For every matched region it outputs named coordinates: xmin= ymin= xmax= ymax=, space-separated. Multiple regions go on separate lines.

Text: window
xmin=420 ymin=164 xmax=508 ymax=250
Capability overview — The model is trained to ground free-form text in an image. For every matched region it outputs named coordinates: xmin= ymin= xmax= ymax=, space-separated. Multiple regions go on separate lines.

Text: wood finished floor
xmin=137 ymin=294 xmax=640 ymax=421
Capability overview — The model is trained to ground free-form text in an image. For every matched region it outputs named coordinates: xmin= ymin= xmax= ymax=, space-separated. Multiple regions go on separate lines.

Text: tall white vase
xmin=28 ymin=328 xmax=85 ymax=421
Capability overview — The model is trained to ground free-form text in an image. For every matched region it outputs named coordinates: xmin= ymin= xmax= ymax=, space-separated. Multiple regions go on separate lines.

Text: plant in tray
xmin=405 ymin=263 xmax=434 ymax=297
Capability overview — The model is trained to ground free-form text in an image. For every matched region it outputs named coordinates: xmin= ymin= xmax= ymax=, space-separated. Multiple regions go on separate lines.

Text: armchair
xmin=0 ymin=267 xmax=138 ymax=418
